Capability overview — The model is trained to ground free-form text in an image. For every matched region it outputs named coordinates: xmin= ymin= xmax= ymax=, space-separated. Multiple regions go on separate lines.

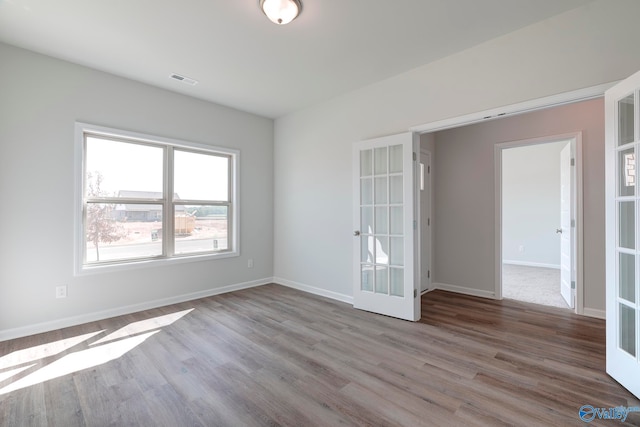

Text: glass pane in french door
xmin=619 ymin=252 xmax=636 ymax=303
xmin=375 ymin=207 xmax=388 ymax=234
xmin=360 ymin=144 xmax=404 ymax=295
xmin=390 ymin=206 xmax=403 ymax=234
xmin=619 ymin=201 xmax=635 ymax=250
xmin=360 ymin=149 xmax=373 ymax=177
xmin=389 ymin=145 xmax=403 ymax=173
xmin=374 ymin=147 xmax=387 ymax=174
xmin=390 ymin=267 xmax=404 ymax=297
xmin=361 ymin=207 xmax=373 ymax=235
xmin=361 ymin=264 xmax=373 ymax=292
xmin=620 ymin=303 xmax=637 ymax=357
xmin=619 ymin=94 xmax=635 ymax=146
xmin=376 ymin=266 xmax=389 ymax=294
xmin=619 ymin=147 xmax=635 ymax=196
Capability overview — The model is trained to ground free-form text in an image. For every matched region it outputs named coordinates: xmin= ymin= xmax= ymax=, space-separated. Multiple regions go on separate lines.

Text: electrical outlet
xmin=55 ymin=285 xmax=67 ymax=299
xmin=248 ymin=259 xmax=254 ymax=268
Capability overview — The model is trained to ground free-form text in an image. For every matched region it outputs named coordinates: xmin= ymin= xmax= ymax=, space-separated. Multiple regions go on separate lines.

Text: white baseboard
xmin=503 ymin=260 xmax=561 ymax=269
xmin=273 ymin=277 xmax=353 ymax=305
xmin=432 ymin=282 xmax=496 ymax=300
xmin=0 ymin=278 xmax=272 ymax=342
xmin=1 ymin=274 xmax=601 ymax=342
xmin=582 ymin=307 xmax=606 ymax=319
xmin=434 ymin=282 xmax=606 ymax=320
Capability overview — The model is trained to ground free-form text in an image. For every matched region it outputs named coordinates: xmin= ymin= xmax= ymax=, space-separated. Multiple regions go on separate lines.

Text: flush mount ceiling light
xmin=260 ymin=0 xmax=302 ymax=25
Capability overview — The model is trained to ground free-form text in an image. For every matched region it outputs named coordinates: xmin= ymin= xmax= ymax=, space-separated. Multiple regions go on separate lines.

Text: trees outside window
xmin=85 ymin=172 xmax=124 ymax=261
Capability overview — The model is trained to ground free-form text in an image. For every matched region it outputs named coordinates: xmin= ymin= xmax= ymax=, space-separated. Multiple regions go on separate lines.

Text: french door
xmin=352 ymin=132 xmax=420 ymax=321
xmin=606 ymin=70 xmax=640 ymax=398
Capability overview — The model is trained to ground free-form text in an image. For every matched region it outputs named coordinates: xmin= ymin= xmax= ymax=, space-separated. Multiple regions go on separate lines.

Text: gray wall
xmin=273 ymin=0 xmax=636 ymax=315
xmin=502 ymin=141 xmax=568 ymax=267
xmin=433 ymin=98 xmax=604 ymax=311
xmin=0 ymin=43 xmax=274 ymax=337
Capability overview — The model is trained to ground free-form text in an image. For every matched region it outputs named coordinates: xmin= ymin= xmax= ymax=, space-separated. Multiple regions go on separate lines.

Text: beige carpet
xmin=502 ymin=264 xmax=569 ymax=309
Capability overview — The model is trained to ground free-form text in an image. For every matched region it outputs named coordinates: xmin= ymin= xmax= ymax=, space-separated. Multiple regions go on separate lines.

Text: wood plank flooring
xmin=1 ymin=285 xmax=639 ymax=426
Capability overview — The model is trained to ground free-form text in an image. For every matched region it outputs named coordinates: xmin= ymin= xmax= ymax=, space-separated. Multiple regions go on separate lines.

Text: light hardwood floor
xmin=1 ymin=285 xmax=639 ymax=426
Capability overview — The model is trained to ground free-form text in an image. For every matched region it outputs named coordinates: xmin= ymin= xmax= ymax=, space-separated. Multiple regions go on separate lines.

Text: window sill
xmin=74 ymin=250 xmax=239 ymax=276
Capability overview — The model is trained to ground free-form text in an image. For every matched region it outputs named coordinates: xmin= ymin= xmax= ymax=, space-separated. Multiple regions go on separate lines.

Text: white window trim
xmin=74 ymin=122 xmax=240 ymax=276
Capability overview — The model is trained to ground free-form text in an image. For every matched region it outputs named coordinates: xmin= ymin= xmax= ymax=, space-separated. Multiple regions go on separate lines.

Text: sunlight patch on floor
xmin=0 ymin=331 xmax=159 ymax=395
xmin=0 ymin=330 xmax=104 ymax=371
xmin=91 ymin=308 xmax=193 ymax=346
xmin=0 ymin=308 xmax=195 ymax=395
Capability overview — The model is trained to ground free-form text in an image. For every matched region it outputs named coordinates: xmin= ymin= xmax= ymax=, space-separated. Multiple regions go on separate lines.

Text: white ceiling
xmin=0 ymin=0 xmax=592 ymax=118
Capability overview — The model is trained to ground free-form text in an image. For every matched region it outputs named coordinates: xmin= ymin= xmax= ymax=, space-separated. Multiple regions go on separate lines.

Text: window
xmin=75 ymin=123 xmax=238 ymax=273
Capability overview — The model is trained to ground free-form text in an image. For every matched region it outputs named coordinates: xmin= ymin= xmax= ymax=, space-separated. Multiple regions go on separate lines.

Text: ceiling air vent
xmin=170 ymin=73 xmax=198 ymax=86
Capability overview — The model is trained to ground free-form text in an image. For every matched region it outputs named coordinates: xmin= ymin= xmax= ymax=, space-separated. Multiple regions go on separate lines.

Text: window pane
xmin=374 ymin=147 xmax=387 ymax=175
xmin=361 ymin=207 xmax=373 ymax=234
xmin=620 ymin=304 xmax=636 ymax=357
xmin=361 ymin=178 xmax=373 ymax=205
xmin=619 ymin=201 xmax=635 ymax=249
xmin=390 ymin=268 xmax=404 ymax=297
xmin=85 ymin=203 xmax=162 ymax=263
xmin=174 ymin=206 xmax=229 ymax=254
xmin=619 ymin=252 xmax=636 ymax=304
xmin=618 ymin=94 xmax=635 ymax=146
xmin=389 ymin=144 xmax=403 ymax=173
xmin=375 ymin=206 xmax=388 ymax=235
xmin=174 ymin=150 xmax=229 ymax=201
xmin=375 ymin=177 xmax=387 ymax=204
xmin=619 ymin=147 xmax=635 ymax=197
xmin=360 ymin=149 xmax=373 ymax=177
xmin=361 ymin=265 xmax=374 ymax=292
xmin=390 ymin=206 xmax=403 ymax=235
xmin=361 ymin=236 xmax=372 ymax=263
xmin=375 ymin=266 xmax=388 ymax=294
xmin=390 ymin=175 xmax=403 ymax=204
xmin=86 ymin=137 xmax=163 ymax=198
xmin=390 ymin=237 xmax=404 ymax=266
xmin=375 ymin=236 xmax=389 ymax=265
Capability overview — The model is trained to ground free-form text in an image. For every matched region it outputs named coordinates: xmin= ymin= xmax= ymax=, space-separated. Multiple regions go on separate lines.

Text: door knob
xmin=354 ymin=230 xmax=361 ymax=236
xmin=556 ymin=228 xmax=563 ymax=234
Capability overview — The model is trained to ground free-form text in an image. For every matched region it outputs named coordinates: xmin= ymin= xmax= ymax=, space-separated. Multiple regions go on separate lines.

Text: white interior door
xmin=559 ymin=143 xmax=575 ymax=308
xmin=353 ymin=132 xmax=420 ymax=321
xmin=420 ymin=150 xmax=431 ymax=293
xmin=606 ymin=69 xmax=640 ymax=398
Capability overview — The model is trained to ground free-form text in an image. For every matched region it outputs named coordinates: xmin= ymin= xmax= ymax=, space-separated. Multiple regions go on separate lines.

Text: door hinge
xmin=427 ymin=270 xmax=430 ymax=279
xmin=570 ymin=158 xmax=575 ymax=166
xmin=413 ymin=152 xmax=417 ymax=161
xmin=571 ymin=280 xmax=576 ymax=289
xmin=414 ymin=289 xmax=418 ymax=298
xmin=428 ymin=165 xmax=431 ymax=174
xmin=571 ymin=219 xmax=576 ymax=228
xmin=427 ymin=218 xmax=430 ymax=226
xmin=413 ymin=220 xmax=417 ymax=230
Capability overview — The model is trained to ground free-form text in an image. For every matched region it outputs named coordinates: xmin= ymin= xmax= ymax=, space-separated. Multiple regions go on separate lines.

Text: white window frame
xmin=74 ymin=122 xmax=239 ymax=275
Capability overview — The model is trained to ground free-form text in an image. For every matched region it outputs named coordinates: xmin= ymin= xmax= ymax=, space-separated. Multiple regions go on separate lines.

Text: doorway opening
xmin=501 ymin=139 xmax=573 ymax=308
xmin=496 ymin=133 xmax=582 ymax=312
xmin=407 ymin=82 xmax=607 ymax=319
